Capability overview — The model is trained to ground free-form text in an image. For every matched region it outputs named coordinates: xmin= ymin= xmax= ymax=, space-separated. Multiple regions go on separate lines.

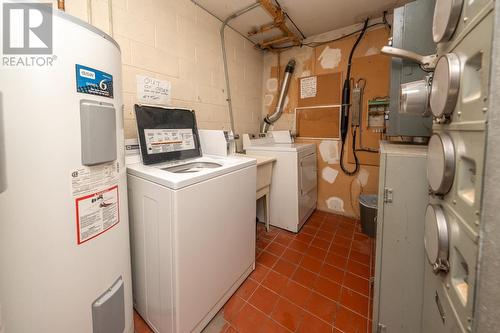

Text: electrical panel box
xmin=386 ymin=0 xmax=436 ymax=137
xmin=367 ymin=98 xmax=389 ymax=132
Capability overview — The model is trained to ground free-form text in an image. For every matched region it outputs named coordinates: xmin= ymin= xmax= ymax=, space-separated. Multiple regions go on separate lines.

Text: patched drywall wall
xmin=262 ymin=27 xmax=389 ymax=218
xmin=318 ymin=46 xmax=342 ymax=69
xmin=46 ymin=0 xmax=263 ymax=147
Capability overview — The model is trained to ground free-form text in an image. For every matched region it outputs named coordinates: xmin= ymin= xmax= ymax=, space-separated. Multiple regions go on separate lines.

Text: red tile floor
xmin=134 ymin=210 xmax=375 ymax=333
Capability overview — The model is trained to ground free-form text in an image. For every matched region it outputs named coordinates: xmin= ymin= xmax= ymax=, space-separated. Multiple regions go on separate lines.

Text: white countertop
xmin=244 ymin=142 xmax=316 ymax=152
xmin=237 ymin=154 xmax=276 ymax=166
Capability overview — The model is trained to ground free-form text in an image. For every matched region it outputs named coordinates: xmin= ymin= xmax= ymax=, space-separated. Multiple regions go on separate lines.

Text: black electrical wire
xmin=340 ymin=129 xmax=361 ymax=175
xmin=339 ymin=18 xmax=369 ymax=176
xmin=267 ymin=11 xmax=387 ymax=51
xmin=346 ymin=18 xmax=369 ymax=80
xmin=274 ymin=0 xmax=307 ymax=39
xmin=302 ymin=22 xmax=384 ymax=48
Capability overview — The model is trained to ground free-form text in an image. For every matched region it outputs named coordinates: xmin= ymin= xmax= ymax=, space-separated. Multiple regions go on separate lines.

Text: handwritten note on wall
xmin=300 ymin=76 xmax=317 ymax=99
xmin=136 ymin=75 xmax=171 ymax=105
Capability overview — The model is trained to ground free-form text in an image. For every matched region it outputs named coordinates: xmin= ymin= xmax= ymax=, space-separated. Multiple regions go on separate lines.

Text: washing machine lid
xmin=127 ymin=155 xmax=256 ymax=189
xmin=424 ymin=204 xmax=450 ymax=274
xmin=135 ymin=105 xmax=202 ymax=165
xmin=433 ymin=0 xmax=463 ymax=43
xmin=427 ymin=132 xmax=455 ymax=195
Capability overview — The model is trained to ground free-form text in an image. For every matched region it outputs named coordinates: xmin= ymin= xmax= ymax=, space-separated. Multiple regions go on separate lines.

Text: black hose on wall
xmin=339 ymin=18 xmax=370 ymax=176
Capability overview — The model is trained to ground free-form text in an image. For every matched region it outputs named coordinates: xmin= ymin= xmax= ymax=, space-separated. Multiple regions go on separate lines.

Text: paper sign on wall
xmin=300 ymin=76 xmax=317 ymax=99
xmin=136 ymin=75 xmax=171 ymax=105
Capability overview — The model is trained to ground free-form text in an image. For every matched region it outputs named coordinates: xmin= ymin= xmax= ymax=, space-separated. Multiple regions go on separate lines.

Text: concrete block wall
xmin=49 ymin=0 xmax=263 ymax=141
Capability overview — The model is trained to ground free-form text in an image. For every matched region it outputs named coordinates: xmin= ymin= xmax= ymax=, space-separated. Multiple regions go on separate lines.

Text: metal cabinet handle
xmin=435 ymin=291 xmax=446 ymax=323
xmin=380 ymin=46 xmax=438 ymax=71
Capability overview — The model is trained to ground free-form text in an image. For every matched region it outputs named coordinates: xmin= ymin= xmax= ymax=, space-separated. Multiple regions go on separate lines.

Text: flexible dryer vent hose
xmin=261 ymin=59 xmax=296 ymax=133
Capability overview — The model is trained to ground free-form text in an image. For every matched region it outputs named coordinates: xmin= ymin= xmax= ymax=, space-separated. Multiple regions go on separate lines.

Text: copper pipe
xmin=57 ymin=0 xmax=65 ymax=11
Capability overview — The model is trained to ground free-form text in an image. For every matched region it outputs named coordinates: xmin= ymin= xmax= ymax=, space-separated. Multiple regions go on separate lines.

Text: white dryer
xmin=127 ymin=106 xmax=256 ymax=333
xmin=244 ymin=132 xmax=317 ymax=232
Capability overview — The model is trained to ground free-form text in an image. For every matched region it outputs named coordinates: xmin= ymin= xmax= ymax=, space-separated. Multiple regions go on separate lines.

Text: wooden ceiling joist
xmin=253 ymin=0 xmax=301 ymax=50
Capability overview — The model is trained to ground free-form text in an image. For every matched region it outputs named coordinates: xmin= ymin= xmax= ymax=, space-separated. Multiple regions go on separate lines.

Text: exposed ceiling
xmin=193 ymin=0 xmax=412 ymax=46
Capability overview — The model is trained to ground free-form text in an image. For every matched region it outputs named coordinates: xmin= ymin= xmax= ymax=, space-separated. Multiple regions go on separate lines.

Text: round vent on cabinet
xmin=433 ymin=0 xmax=463 ymax=43
xmin=424 ymin=204 xmax=450 ymax=274
xmin=430 ymin=54 xmax=461 ymax=119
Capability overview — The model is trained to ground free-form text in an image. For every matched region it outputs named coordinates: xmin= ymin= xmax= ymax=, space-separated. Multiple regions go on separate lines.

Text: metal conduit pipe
xmin=57 ymin=0 xmax=65 ymax=11
xmin=220 ymin=2 xmax=261 ymax=138
xmin=261 ymin=59 xmax=295 ymax=133
xmin=87 ymin=0 xmax=92 ymax=25
xmin=108 ymin=0 xmax=114 ymax=36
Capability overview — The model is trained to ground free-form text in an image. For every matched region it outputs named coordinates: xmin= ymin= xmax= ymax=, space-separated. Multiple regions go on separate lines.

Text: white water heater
xmin=0 ymin=3 xmax=133 ymax=333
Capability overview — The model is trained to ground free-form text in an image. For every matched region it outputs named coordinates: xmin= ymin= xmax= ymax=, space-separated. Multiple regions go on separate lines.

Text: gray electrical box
xmin=80 ymin=100 xmax=117 ymax=166
xmin=386 ymin=0 xmax=436 ymax=137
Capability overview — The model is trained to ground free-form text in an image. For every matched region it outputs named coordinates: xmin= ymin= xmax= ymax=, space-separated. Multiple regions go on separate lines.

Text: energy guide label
xmin=144 ymin=128 xmax=195 ymax=154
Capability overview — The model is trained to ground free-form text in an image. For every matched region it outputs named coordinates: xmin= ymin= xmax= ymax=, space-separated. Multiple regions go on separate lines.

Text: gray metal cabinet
xmin=386 ymin=0 xmax=435 ymax=138
xmin=372 ymin=142 xmax=428 ymax=333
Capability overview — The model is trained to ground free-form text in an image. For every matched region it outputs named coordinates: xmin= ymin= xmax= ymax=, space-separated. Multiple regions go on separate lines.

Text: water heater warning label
xmin=71 ymin=161 xmax=120 ymax=245
xmin=76 ymin=186 xmax=119 ymax=244
xmin=144 ymin=128 xmax=195 ymax=154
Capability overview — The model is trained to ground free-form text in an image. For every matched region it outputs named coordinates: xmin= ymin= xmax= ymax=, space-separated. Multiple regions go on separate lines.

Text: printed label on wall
xmin=300 ymin=76 xmax=317 ymax=99
xmin=76 ymin=186 xmax=119 ymax=244
xmin=76 ymin=64 xmax=114 ymax=98
xmin=144 ymin=128 xmax=195 ymax=154
xmin=125 ymin=138 xmax=140 ymax=156
xmin=71 ymin=161 xmax=120 ymax=244
xmin=136 ymin=75 xmax=171 ymax=105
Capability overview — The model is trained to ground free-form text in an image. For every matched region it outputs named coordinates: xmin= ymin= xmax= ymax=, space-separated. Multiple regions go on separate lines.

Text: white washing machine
xmin=244 ymin=133 xmax=317 ymax=232
xmin=127 ymin=106 xmax=256 ymax=333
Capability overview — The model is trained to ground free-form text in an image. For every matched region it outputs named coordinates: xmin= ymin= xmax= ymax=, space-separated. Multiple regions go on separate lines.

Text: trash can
xmin=359 ymin=194 xmax=378 ymax=238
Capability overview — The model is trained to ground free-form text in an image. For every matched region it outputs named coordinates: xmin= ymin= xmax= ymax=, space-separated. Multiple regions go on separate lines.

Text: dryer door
xmin=298 ymin=151 xmax=318 ymax=227
xmin=300 ymin=153 xmax=317 ymax=196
